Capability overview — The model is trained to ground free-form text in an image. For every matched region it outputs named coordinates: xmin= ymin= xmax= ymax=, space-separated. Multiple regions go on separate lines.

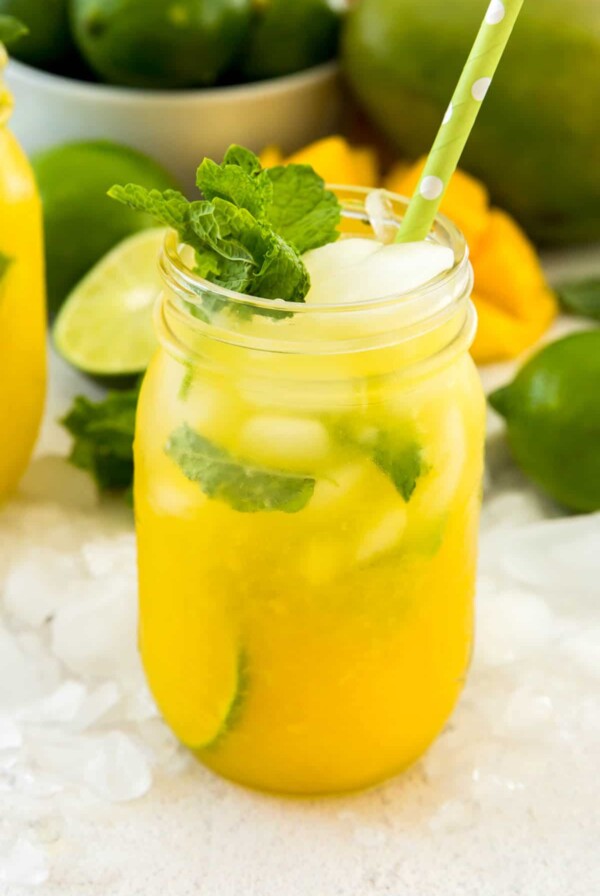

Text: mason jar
xmin=0 ymin=50 xmax=46 ymax=500
xmin=135 ymin=187 xmax=485 ymax=794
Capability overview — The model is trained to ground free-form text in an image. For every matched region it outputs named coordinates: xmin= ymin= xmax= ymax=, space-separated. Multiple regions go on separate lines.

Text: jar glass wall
xmin=0 ymin=56 xmax=46 ymax=500
xmin=135 ymin=188 xmax=486 ymax=794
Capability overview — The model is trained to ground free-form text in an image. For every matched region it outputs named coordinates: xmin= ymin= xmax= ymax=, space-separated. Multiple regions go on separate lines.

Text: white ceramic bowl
xmin=6 ymin=59 xmax=340 ymax=192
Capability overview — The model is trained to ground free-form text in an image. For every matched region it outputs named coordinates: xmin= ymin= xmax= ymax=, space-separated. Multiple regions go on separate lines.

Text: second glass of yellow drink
xmin=0 ymin=41 xmax=46 ymax=500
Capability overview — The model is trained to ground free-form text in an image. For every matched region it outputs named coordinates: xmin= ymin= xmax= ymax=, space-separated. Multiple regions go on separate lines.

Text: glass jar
xmin=136 ymin=187 xmax=485 ymax=795
xmin=0 ymin=48 xmax=46 ymax=500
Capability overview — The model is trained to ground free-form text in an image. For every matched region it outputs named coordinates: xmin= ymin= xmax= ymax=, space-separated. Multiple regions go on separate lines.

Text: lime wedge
xmin=53 ymin=228 xmax=166 ymax=380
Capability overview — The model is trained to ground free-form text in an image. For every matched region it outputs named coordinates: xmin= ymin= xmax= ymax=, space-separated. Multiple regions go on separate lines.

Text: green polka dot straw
xmin=396 ymin=0 xmax=525 ymax=244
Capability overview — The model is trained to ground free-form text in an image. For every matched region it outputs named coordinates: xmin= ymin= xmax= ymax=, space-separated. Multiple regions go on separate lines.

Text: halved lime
xmin=53 ymin=228 xmax=166 ymax=381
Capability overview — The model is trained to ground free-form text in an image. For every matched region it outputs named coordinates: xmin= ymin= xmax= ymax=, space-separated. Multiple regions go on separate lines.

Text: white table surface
xmin=1 ymin=246 xmax=599 ymax=896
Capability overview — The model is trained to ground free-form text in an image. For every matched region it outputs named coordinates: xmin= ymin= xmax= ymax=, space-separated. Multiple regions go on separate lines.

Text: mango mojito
xmin=113 ymin=149 xmax=485 ymax=793
xmin=0 ymin=34 xmax=46 ymax=499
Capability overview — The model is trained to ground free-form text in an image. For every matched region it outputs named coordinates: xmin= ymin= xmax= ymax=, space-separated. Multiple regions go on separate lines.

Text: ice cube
xmin=412 ymin=404 xmax=467 ymax=519
xmin=500 ymin=514 xmax=600 ymax=599
xmin=480 ymin=490 xmax=551 ymax=535
xmin=84 ymin=732 xmax=152 ymax=802
xmin=71 ymin=681 xmax=121 ymax=732
xmin=0 ymin=625 xmax=49 ymax=710
xmin=303 ymin=238 xmax=454 ymax=305
xmin=81 ymin=533 xmax=136 ymax=578
xmin=0 ymin=718 xmax=22 ymax=750
xmin=137 ymin=718 xmax=191 ymax=775
xmin=118 ymin=676 xmax=158 ymax=723
xmin=2 ymin=546 xmax=86 ymax=629
xmin=0 ymin=837 xmax=49 ymax=886
xmin=51 ymin=579 xmax=139 ymax=679
xmin=356 ymin=507 xmax=407 ymax=564
xmin=475 ymin=587 xmax=559 ymax=667
xmin=309 ymin=463 xmax=365 ymax=510
xmin=238 ymin=415 xmax=331 ymax=473
xmin=500 ymin=686 xmax=554 ymax=735
xmin=365 ymin=189 xmax=396 ymax=243
xmin=17 ymin=681 xmax=87 ymax=725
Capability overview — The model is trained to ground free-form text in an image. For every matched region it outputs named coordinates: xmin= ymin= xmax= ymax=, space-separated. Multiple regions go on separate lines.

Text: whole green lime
xmin=489 ymin=331 xmax=600 ymax=513
xmin=342 ymin=0 xmax=600 ymax=246
xmin=32 ymin=141 xmax=180 ymax=316
xmin=70 ymin=0 xmax=251 ymax=89
xmin=0 ymin=0 xmax=75 ymax=68
xmin=241 ymin=0 xmax=341 ymax=81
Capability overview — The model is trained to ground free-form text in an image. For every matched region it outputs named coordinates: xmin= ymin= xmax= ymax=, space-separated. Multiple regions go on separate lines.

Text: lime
xmin=241 ymin=0 xmax=341 ymax=81
xmin=32 ymin=141 xmax=180 ymax=317
xmin=489 ymin=331 xmax=600 ymax=512
xmin=53 ymin=228 xmax=166 ymax=380
xmin=71 ymin=0 xmax=251 ymax=89
xmin=0 ymin=0 xmax=74 ymax=68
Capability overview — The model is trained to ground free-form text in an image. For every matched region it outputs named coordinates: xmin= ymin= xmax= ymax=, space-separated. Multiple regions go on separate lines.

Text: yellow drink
xmin=0 ymin=47 xmax=46 ymax=499
xmin=136 ymin=191 xmax=485 ymax=794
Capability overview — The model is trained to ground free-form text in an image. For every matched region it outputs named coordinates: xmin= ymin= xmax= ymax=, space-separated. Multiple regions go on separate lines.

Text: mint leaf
xmin=210 ymin=198 xmax=308 ymax=302
xmin=108 ymin=185 xmax=189 ymax=230
xmin=165 ymin=423 xmax=315 ymax=513
xmin=0 ymin=251 xmax=13 ymax=285
xmin=188 ymin=200 xmax=257 ymax=292
xmin=265 ymin=164 xmax=341 ymax=253
xmin=196 ymin=156 xmax=272 ymax=220
xmin=61 ymin=388 xmax=139 ymax=494
xmin=557 ymin=278 xmax=600 ymax=322
xmin=223 ymin=145 xmax=262 ymax=174
xmin=372 ymin=432 xmax=428 ymax=502
xmin=0 ymin=15 xmax=28 ymax=45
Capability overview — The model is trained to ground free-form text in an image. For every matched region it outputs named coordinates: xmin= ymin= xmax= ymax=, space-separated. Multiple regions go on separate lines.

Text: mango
xmin=342 ymin=0 xmax=600 ymax=246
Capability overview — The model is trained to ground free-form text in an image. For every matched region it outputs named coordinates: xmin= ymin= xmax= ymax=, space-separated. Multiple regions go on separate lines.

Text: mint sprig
xmin=109 ymin=145 xmax=339 ymax=308
xmin=165 ymin=424 xmax=315 ymax=514
xmin=61 ymin=387 xmax=139 ymax=496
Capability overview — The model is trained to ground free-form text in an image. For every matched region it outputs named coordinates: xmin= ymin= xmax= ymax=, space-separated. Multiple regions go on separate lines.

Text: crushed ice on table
xmin=0 ymin=458 xmax=190 ymax=885
xmin=1 ymin=427 xmax=600 ymax=883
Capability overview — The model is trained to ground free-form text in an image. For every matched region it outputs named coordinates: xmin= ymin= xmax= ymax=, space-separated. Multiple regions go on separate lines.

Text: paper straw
xmin=396 ymin=0 xmax=525 ymax=244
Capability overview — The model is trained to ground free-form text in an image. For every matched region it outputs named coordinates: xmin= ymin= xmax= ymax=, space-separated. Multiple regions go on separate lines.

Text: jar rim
xmin=160 ymin=185 xmax=471 ymax=318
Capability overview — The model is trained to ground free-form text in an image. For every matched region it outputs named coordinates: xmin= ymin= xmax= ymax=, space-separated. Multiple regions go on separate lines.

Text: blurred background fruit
xmin=241 ymin=0 xmax=341 ymax=81
xmin=70 ymin=0 xmax=252 ymax=89
xmin=489 ymin=331 xmax=600 ymax=513
xmin=342 ymin=0 xmax=600 ymax=246
xmin=53 ymin=228 xmax=165 ymax=384
xmin=0 ymin=0 xmax=75 ymax=69
xmin=32 ymin=140 xmax=180 ymax=316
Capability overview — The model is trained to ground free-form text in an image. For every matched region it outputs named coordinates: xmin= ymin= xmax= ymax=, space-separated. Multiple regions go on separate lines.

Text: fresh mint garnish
xmin=109 ymin=144 xmax=340 ymax=308
xmin=0 ymin=15 xmax=28 ymax=45
xmin=557 ymin=278 xmax=600 ymax=322
xmin=372 ymin=432 xmax=428 ymax=502
xmin=61 ymin=387 xmax=139 ymax=495
xmin=165 ymin=423 xmax=315 ymax=513
xmin=0 ymin=251 xmax=13 ymax=285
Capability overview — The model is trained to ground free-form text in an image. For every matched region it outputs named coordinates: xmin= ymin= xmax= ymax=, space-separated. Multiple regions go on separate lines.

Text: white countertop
xmin=1 ymin=246 xmax=599 ymax=895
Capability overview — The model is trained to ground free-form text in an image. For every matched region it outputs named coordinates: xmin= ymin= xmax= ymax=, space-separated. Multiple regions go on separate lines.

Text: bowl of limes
xmin=4 ymin=0 xmax=343 ymax=192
